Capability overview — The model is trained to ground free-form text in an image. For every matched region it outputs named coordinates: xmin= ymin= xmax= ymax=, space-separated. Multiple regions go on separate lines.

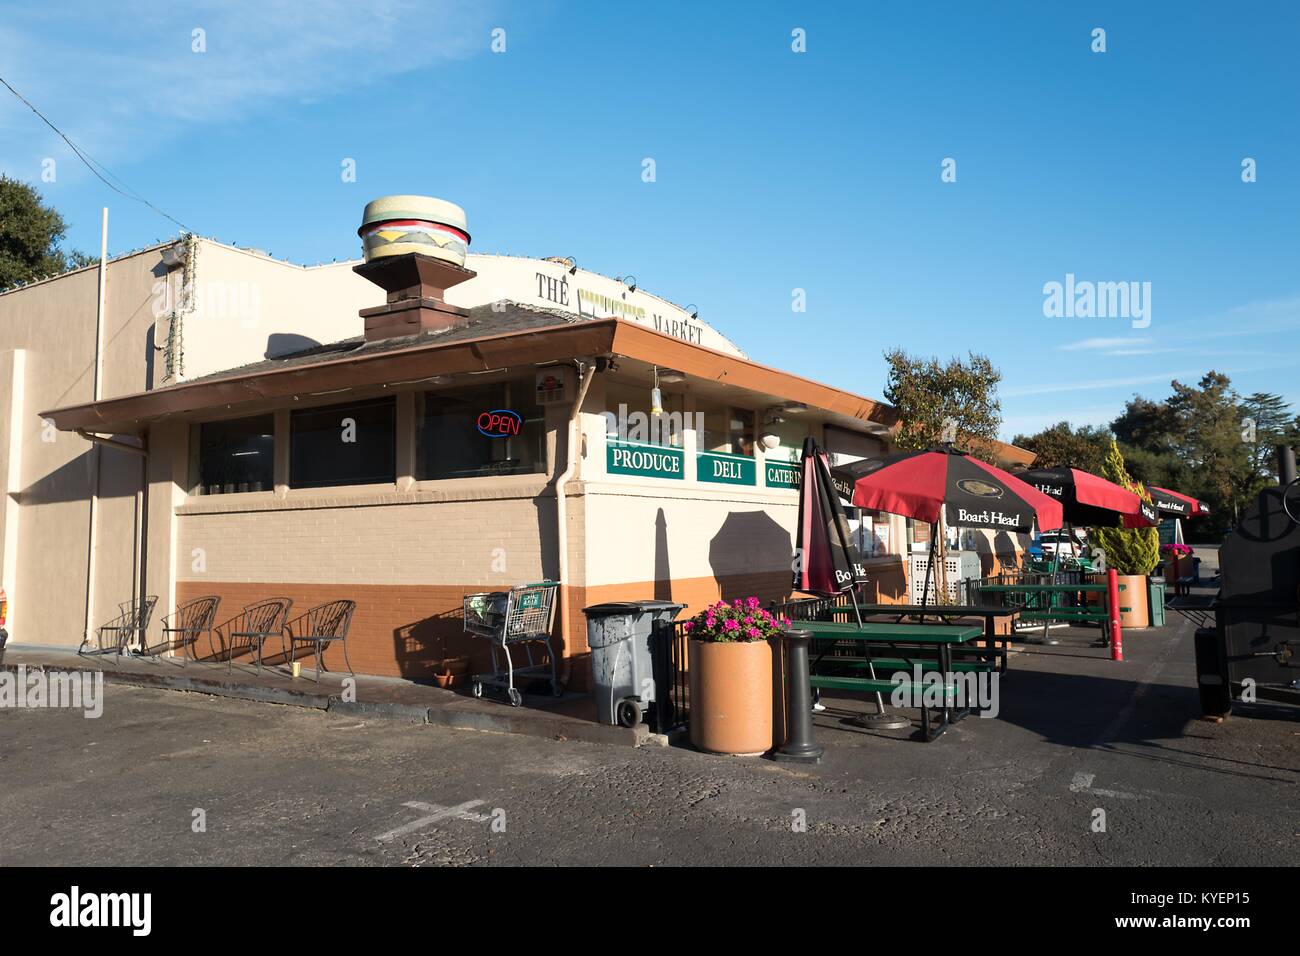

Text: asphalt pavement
xmin=1 ymin=603 xmax=1295 ymax=866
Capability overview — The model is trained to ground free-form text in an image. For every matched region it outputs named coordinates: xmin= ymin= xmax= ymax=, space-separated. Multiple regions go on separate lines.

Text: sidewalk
xmin=0 ymin=644 xmax=658 ymax=749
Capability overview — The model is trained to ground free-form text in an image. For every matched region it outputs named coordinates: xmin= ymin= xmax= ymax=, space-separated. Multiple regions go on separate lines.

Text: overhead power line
xmin=0 ymin=74 xmax=192 ymax=233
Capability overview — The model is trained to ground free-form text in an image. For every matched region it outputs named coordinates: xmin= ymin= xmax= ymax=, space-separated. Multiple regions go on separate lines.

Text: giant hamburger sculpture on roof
xmin=358 ymin=194 xmax=471 ymax=266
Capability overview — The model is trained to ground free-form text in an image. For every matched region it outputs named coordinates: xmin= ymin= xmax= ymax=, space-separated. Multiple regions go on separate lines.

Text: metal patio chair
xmin=80 ymin=596 xmax=158 ymax=664
xmin=285 ymin=600 xmax=357 ymax=682
xmin=156 ymin=595 xmax=221 ymax=666
xmin=228 ymin=597 xmax=293 ymax=674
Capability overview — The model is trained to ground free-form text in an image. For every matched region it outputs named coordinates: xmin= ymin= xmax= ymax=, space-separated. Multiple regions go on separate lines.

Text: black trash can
xmin=583 ymin=600 xmax=684 ymax=727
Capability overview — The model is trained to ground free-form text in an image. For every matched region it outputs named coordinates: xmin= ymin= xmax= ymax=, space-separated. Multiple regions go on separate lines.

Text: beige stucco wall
xmin=0 ymin=251 xmax=160 ymax=646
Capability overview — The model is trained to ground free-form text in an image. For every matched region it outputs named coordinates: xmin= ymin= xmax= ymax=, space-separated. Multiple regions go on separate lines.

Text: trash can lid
xmin=582 ymin=600 xmax=685 ymax=616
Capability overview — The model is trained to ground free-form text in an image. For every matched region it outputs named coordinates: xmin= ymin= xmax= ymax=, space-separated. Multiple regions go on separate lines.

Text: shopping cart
xmin=463 ymin=581 xmax=562 ymax=706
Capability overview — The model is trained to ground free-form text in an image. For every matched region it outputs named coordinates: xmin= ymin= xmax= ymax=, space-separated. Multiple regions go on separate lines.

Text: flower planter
xmin=688 ymin=637 xmax=777 ymax=756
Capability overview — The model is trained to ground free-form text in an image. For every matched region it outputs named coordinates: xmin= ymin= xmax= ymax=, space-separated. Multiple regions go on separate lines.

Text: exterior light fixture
xmin=650 ymin=366 xmax=663 ymax=416
xmin=760 ymin=433 xmax=781 ymax=451
xmin=685 ymin=304 xmax=699 ymax=319
xmin=657 ymin=369 xmax=686 ymax=384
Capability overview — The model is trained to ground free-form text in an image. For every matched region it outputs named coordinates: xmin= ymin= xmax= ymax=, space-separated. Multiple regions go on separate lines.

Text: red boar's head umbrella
xmin=831 ymin=446 xmax=1064 ymax=534
xmin=831 ymin=445 xmax=1063 ymax=607
xmin=1018 ymin=466 xmax=1156 ymax=530
xmin=1148 ymin=486 xmax=1211 ymax=518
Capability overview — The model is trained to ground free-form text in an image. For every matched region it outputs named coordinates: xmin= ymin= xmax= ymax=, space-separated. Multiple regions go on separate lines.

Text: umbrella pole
xmin=851 ymin=544 xmax=910 ymax=730
xmin=1036 ymin=521 xmax=1067 ymax=646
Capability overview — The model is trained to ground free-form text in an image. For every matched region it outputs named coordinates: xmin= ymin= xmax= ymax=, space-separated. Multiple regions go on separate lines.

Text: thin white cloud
xmin=0 ymin=0 xmax=498 ymax=177
xmin=1003 ymin=370 xmax=1199 ymax=398
xmin=1058 ymin=336 xmax=1152 ymax=352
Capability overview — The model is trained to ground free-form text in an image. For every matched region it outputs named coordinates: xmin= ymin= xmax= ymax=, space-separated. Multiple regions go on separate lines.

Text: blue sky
xmin=3 ymin=1 xmax=1297 ymax=440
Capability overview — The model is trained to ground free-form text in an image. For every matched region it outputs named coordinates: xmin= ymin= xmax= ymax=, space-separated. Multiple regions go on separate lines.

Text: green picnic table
xmin=795 ymin=620 xmax=987 ymax=741
xmin=977 ymin=582 xmax=1128 ymax=645
xmin=830 ymin=603 xmax=1020 ymax=673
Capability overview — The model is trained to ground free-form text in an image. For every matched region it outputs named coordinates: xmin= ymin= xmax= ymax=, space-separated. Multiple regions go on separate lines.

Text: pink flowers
xmin=682 ymin=597 xmax=786 ymax=644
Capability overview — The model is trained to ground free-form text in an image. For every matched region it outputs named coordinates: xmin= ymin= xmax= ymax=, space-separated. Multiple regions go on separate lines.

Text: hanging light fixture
xmin=650 ymin=366 xmax=663 ymax=417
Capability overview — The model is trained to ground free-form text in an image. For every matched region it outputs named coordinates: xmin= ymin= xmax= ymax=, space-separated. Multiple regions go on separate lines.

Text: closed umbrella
xmin=794 ymin=436 xmax=868 ymax=597
xmin=794 ymin=437 xmax=907 ymax=728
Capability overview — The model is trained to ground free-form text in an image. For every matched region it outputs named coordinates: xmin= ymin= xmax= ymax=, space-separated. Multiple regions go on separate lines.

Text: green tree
xmin=1091 ymin=438 xmax=1160 ymax=575
xmin=0 ymin=175 xmax=94 ymax=290
xmin=1165 ymin=372 xmax=1253 ymax=526
xmin=1240 ymin=392 xmax=1300 ymax=490
xmin=1012 ymin=421 xmax=1111 ymax=473
xmin=883 ymin=349 xmax=1002 ymax=460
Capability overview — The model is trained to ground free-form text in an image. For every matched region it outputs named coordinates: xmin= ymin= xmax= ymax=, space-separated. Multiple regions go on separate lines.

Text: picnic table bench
xmin=830 ymin=603 xmax=1020 ymax=673
xmin=977 ymin=582 xmax=1129 ymax=645
xmin=796 ymin=620 xmax=988 ymax=741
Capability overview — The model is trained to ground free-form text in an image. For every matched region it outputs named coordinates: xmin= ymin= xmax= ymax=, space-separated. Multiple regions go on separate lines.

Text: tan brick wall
xmin=175 ymin=489 xmax=557 ymax=587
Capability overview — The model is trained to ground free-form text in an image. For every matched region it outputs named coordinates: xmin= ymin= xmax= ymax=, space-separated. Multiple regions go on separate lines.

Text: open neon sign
xmin=477 ymin=409 xmax=522 ymax=437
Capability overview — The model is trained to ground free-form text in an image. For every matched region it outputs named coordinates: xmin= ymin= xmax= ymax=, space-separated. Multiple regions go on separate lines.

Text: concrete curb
xmin=1 ymin=652 xmax=650 ymax=749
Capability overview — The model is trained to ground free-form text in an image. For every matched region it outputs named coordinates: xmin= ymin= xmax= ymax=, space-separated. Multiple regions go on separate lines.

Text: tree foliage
xmin=1012 ymin=421 xmax=1110 ymax=474
xmin=1091 ymin=439 xmax=1160 ymax=575
xmin=883 ymin=349 xmax=1002 ymax=459
xmin=0 ymin=175 xmax=94 ymax=290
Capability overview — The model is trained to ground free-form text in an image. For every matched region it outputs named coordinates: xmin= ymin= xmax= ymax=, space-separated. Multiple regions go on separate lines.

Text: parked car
xmin=1034 ymin=529 xmax=1088 ymax=557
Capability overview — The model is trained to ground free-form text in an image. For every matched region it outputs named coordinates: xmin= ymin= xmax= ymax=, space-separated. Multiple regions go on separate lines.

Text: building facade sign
xmin=447 ymin=254 xmax=745 ymax=357
xmin=698 ymin=451 xmax=756 ymax=486
xmin=765 ymin=460 xmax=801 ymax=490
xmin=607 ymin=440 xmax=685 ymax=480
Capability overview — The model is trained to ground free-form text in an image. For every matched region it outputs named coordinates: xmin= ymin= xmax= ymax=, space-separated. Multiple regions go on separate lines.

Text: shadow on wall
xmin=654 ymin=508 xmax=671 ymax=602
xmin=393 ymin=607 xmax=492 ymax=680
xmin=265 ymin=333 xmax=324 ymax=359
xmin=18 ymin=444 xmax=144 ymax=507
xmin=708 ymin=510 xmax=795 ymax=604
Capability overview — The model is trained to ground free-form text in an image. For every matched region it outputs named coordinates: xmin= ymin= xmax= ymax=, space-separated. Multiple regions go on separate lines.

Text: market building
xmin=1 ymin=200 xmax=1035 ymax=687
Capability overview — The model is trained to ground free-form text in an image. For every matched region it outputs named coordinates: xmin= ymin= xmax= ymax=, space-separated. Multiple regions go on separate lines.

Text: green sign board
xmin=765 ymin=460 xmax=801 ymax=490
xmin=607 ymin=440 xmax=685 ymax=480
xmin=698 ymin=451 xmax=756 ymax=486
xmin=1158 ymin=518 xmax=1179 ymax=546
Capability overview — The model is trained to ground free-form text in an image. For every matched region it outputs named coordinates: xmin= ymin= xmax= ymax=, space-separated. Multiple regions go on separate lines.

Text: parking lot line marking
xmin=375 ymin=799 xmax=489 ymax=843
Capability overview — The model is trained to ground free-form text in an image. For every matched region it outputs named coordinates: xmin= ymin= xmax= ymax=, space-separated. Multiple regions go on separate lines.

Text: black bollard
xmin=773 ymin=628 xmax=824 ymax=763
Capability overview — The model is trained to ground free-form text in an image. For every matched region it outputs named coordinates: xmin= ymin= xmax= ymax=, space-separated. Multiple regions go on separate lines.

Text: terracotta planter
xmin=1116 ymin=574 xmax=1150 ymax=629
xmin=1163 ymin=555 xmax=1183 ymax=585
xmin=688 ymin=638 xmax=776 ymax=756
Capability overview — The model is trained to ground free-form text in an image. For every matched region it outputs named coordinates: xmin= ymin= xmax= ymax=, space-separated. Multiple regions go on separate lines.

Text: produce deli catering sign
xmin=445 ymin=255 xmax=745 ymax=357
xmin=605 ymin=441 xmax=766 ymax=487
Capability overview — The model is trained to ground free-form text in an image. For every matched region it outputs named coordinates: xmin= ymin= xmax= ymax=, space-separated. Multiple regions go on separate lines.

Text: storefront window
xmin=604 ymin=381 xmax=685 ymax=447
xmin=290 ymin=397 xmax=396 ymax=489
xmin=416 ymin=379 xmax=546 ymax=480
xmin=195 ymin=414 xmax=274 ymax=495
xmin=761 ymin=416 xmax=809 ymax=463
xmin=701 ymin=406 xmax=755 ymax=456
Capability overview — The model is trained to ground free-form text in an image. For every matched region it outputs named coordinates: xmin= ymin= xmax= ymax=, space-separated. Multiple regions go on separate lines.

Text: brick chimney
xmin=353 ymin=195 xmax=475 ymax=342
xmin=354 ymin=253 xmax=476 ymax=342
